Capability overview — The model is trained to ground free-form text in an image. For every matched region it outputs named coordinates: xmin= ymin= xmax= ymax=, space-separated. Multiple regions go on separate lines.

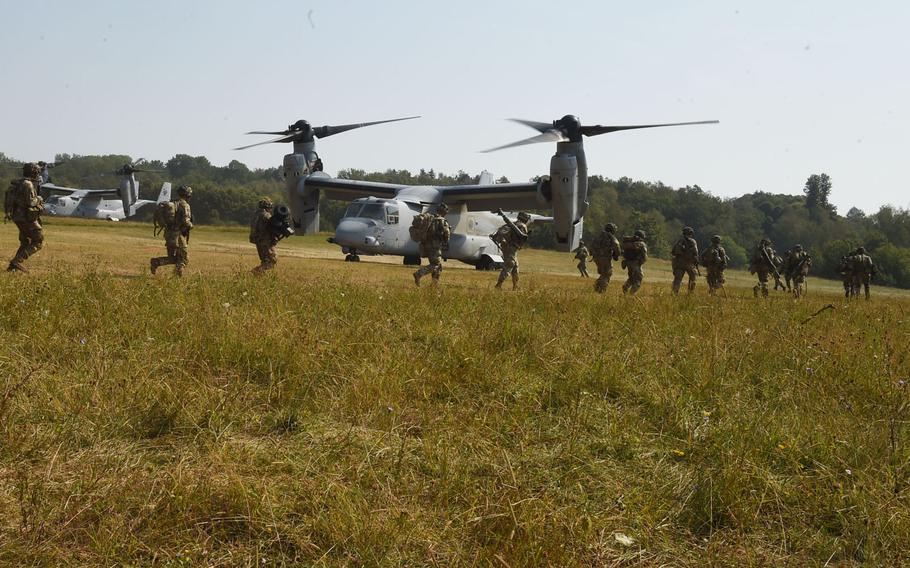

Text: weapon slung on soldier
xmin=496 ymin=208 xmax=528 ymax=240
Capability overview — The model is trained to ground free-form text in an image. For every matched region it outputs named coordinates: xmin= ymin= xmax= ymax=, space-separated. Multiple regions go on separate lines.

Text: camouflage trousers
xmin=706 ymin=266 xmax=725 ymax=295
xmin=253 ymin=240 xmax=277 ymax=275
xmin=853 ymin=274 xmax=871 ymax=300
xmin=414 ymin=246 xmax=443 ymax=284
xmin=576 ymin=258 xmax=589 ymax=278
xmin=593 ymin=256 xmax=613 ymax=293
xmin=791 ymin=272 xmax=807 ymax=298
xmin=11 ymin=219 xmax=44 ymax=266
xmin=671 ymin=262 xmax=697 ymax=295
xmin=151 ymin=232 xmax=188 ymax=276
xmin=496 ymin=248 xmax=520 ymax=289
xmin=622 ymin=260 xmax=644 ymax=295
xmin=752 ymin=269 xmax=770 ymax=297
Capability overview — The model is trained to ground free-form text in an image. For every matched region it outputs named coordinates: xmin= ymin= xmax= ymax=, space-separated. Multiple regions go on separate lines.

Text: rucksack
xmin=490 ymin=224 xmax=512 ymax=248
xmin=153 ymin=201 xmax=177 ymax=235
xmin=3 ymin=180 xmax=18 ymax=221
xmin=409 ymin=212 xmax=434 ymax=242
xmin=621 ymin=236 xmax=645 ymax=261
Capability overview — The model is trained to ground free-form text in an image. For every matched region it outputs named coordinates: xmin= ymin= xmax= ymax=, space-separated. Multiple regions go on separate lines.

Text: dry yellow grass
xmin=1 ymin=218 xmax=909 ymax=566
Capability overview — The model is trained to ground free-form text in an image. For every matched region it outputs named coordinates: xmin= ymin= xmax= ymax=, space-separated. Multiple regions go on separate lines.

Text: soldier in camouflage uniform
xmin=573 ymin=239 xmax=590 ymax=277
xmin=493 ymin=210 xmax=530 ymax=290
xmin=785 ymin=244 xmax=812 ymax=298
xmin=852 ymin=246 xmax=875 ymax=300
xmin=670 ymin=226 xmax=699 ymax=295
xmin=837 ymin=252 xmax=856 ymax=298
xmin=700 ymin=235 xmax=729 ymax=296
xmin=590 ymin=223 xmax=622 ymax=293
xmin=250 ymin=197 xmax=278 ymax=275
xmin=5 ymin=163 xmax=45 ymax=272
xmin=150 ymin=185 xmax=193 ymax=277
xmin=413 ymin=203 xmax=451 ymax=286
xmin=749 ymin=238 xmax=779 ymax=297
xmin=621 ymin=229 xmax=648 ymax=295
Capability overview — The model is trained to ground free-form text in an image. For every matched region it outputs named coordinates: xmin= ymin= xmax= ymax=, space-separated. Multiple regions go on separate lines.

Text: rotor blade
xmin=315 ymin=116 xmax=420 ymax=138
xmin=234 ymin=132 xmax=300 ymax=150
xmin=580 ymin=120 xmax=719 ymax=137
xmin=508 ymin=118 xmax=554 ymax=133
xmin=244 ymin=130 xmax=289 ymax=135
xmin=481 ymin=129 xmax=568 ymax=153
xmin=131 ymin=168 xmax=166 ymax=173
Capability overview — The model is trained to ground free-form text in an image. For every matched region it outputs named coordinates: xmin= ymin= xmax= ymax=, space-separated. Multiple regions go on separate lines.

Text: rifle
xmin=760 ymin=245 xmax=786 ymax=290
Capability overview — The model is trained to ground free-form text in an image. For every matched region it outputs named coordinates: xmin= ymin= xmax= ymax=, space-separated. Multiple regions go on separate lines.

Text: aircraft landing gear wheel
xmin=476 ymin=256 xmax=495 ymax=271
xmin=403 ymin=255 xmax=421 ymax=266
xmin=345 ymin=254 xmax=361 ymax=262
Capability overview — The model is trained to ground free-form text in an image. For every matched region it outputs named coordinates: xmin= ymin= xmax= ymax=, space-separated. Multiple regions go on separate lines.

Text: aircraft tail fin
xmin=478 ymin=170 xmax=495 ymax=185
xmin=157 ymin=182 xmax=172 ymax=203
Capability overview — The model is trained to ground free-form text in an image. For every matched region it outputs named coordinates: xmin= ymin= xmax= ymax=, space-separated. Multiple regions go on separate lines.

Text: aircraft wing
xmin=302 ymin=175 xmax=405 ymax=201
xmin=42 ymin=184 xmax=120 ymax=199
xmin=439 ymin=180 xmax=548 ymax=211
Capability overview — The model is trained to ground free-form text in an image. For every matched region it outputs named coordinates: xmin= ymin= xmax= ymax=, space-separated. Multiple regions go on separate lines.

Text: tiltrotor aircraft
xmin=235 ymin=115 xmax=717 ymax=268
xmin=40 ymin=161 xmax=172 ymax=221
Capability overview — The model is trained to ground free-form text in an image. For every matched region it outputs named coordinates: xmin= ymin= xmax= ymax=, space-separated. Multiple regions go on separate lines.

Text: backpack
xmin=490 ymin=224 xmax=512 ymax=248
xmin=153 ymin=201 xmax=177 ymax=236
xmin=409 ymin=211 xmax=433 ymax=242
xmin=621 ymin=236 xmax=645 ymax=261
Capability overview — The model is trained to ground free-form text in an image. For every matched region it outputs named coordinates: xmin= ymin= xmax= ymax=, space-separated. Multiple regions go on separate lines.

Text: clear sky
xmin=2 ymin=0 xmax=907 ymax=213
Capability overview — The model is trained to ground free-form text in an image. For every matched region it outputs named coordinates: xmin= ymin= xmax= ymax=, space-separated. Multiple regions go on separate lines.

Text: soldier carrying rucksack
xmin=670 ymin=226 xmax=699 ymax=295
xmin=150 ymin=185 xmax=193 ymax=277
xmin=699 ymin=235 xmax=729 ymax=296
xmin=412 ymin=203 xmax=451 ymax=286
xmin=573 ymin=239 xmax=590 ymax=278
xmin=5 ymin=163 xmax=45 ymax=272
xmin=621 ymin=229 xmax=648 ymax=295
xmin=492 ymin=209 xmax=530 ymax=290
xmin=590 ymin=222 xmax=622 ymax=293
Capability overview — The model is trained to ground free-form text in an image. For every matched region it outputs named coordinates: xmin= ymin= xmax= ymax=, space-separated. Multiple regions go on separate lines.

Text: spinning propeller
xmin=234 ymin=116 xmax=421 ymax=150
xmin=482 ymin=115 xmax=719 ymax=153
xmin=114 ymin=159 xmax=165 ymax=176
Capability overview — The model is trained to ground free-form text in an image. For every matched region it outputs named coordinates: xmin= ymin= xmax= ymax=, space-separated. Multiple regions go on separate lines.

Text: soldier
xmin=250 ymin=197 xmax=278 ymax=275
xmin=573 ymin=239 xmax=590 ymax=278
xmin=150 ymin=185 xmax=193 ymax=277
xmin=621 ymin=229 xmax=648 ymax=295
xmin=837 ymin=252 xmax=856 ymax=298
xmin=749 ymin=238 xmax=781 ymax=297
xmin=4 ymin=163 xmax=45 ymax=272
xmin=590 ymin=223 xmax=622 ymax=293
xmin=852 ymin=246 xmax=876 ymax=300
xmin=786 ymin=244 xmax=812 ymax=298
xmin=413 ymin=203 xmax=451 ymax=286
xmin=670 ymin=226 xmax=699 ymax=295
xmin=781 ymin=247 xmax=795 ymax=291
xmin=492 ymin=209 xmax=530 ymax=290
xmin=700 ymin=235 xmax=729 ymax=296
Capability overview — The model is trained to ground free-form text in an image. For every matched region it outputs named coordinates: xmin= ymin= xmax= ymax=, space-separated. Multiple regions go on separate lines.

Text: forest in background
xmin=2 ymin=152 xmax=910 ymax=288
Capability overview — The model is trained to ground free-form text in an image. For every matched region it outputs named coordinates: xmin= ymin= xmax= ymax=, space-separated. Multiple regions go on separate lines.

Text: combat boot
xmin=6 ymin=261 xmax=26 ymax=273
xmin=752 ymin=285 xmax=759 ymax=298
xmin=413 ymin=271 xmax=421 ymax=287
xmin=150 ymin=259 xmax=158 ymax=275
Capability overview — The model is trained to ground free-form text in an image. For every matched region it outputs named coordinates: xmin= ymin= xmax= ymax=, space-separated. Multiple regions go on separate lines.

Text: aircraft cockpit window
xmin=343 ymin=204 xmax=362 ymax=218
xmin=386 ymin=204 xmax=399 ymax=225
xmin=359 ymin=203 xmax=386 ymax=221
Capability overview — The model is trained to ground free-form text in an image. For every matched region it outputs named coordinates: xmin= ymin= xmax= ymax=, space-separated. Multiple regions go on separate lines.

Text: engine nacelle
xmin=549 ymin=141 xmax=588 ymax=252
xmin=284 ymin=151 xmax=319 ymax=233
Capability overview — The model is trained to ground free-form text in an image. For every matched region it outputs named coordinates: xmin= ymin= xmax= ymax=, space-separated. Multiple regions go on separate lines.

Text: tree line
xmin=2 ymin=152 xmax=909 ymax=288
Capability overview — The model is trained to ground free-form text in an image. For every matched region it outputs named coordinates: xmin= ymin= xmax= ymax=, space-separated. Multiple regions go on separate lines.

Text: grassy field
xmin=1 ymin=218 xmax=909 ymax=566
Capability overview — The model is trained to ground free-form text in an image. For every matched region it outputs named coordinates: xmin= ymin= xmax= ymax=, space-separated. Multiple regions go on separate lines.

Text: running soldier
xmin=852 ymin=246 xmax=876 ymax=300
xmin=670 ymin=226 xmax=699 ymax=295
xmin=573 ymin=239 xmax=590 ymax=278
xmin=492 ymin=209 xmax=530 ymax=290
xmin=786 ymin=244 xmax=812 ymax=298
xmin=150 ymin=185 xmax=193 ymax=277
xmin=250 ymin=197 xmax=278 ymax=275
xmin=590 ymin=223 xmax=622 ymax=293
xmin=699 ymin=235 xmax=729 ymax=296
xmin=838 ymin=252 xmax=856 ymax=298
xmin=413 ymin=203 xmax=451 ymax=286
xmin=621 ymin=229 xmax=648 ymax=295
xmin=749 ymin=238 xmax=781 ymax=297
xmin=4 ymin=163 xmax=45 ymax=272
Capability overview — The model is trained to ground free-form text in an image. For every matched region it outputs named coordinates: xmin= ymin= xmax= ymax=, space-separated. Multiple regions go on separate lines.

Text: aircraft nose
xmin=334 ymin=219 xmax=373 ymax=247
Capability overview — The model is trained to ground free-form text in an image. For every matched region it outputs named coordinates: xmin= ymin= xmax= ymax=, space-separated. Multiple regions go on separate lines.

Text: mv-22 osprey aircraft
xmin=235 ymin=115 xmax=717 ymax=268
xmin=40 ymin=161 xmax=172 ymax=221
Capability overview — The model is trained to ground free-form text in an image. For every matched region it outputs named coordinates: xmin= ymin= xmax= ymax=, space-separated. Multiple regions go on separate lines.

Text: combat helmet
xmin=633 ymin=229 xmax=646 ymax=240
xmin=177 ymin=185 xmax=193 ymax=198
xmin=22 ymin=162 xmax=40 ymax=178
xmin=258 ymin=197 xmax=273 ymax=209
xmin=517 ymin=211 xmax=531 ymax=222
xmin=856 ymin=246 xmax=866 ymax=254
xmin=604 ymin=222 xmax=617 ymax=233
xmin=793 ymin=244 xmax=803 ymax=251
xmin=711 ymin=235 xmax=721 ymax=244
xmin=682 ymin=226 xmax=694 ymax=236
xmin=437 ymin=203 xmax=449 ymax=214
